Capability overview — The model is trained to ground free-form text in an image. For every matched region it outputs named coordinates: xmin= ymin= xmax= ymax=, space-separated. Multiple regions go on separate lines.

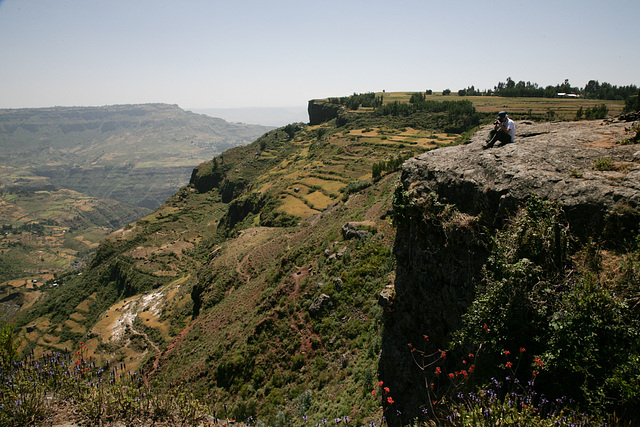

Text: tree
xmin=410 ymin=92 xmax=425 ymax=104
xmin=442 ymin=89 xmax=451 ymax=96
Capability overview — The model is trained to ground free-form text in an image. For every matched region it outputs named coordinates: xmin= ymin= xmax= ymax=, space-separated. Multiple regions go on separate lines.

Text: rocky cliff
xmin=307 ymin=99 xmax=342 ymax=125
xmin=379 ymin=119 xmax=640 ymax=424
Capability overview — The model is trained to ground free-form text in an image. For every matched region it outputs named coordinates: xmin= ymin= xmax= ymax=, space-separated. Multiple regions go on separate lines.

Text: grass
xmin=279 ymin=194 xmax=319 ymax=218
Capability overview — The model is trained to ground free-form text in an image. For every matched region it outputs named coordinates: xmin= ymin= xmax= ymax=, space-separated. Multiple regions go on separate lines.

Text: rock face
xmin=307 ymin=100 xmax=342 ymax=125
xmin=378 ymin=119 xmax=640 ymax=424
xmin=405 ymin=120 xmax=640 ymax=231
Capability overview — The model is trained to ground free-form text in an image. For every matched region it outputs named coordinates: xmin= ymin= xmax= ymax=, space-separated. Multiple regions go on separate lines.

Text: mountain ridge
xmin=0 ymin=103 xmax=274 ymax=208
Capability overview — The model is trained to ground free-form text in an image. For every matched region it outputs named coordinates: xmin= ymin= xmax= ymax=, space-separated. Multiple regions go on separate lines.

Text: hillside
xmin=5 ymin=93 xmax=639 ymax=425
xmin=9 ymin=93 xmax=474 ymax=424
xmin=0 ymin=103 xmax=273 ymax=209
xmin=0 ymin=103 xmax=271 ymax=293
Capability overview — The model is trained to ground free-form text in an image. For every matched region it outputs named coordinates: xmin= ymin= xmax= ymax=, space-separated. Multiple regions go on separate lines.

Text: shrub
xmin=593 ymin=157 xmax=615 ymax=171
xmin=453 ymin=194 xmax=640 ymax=419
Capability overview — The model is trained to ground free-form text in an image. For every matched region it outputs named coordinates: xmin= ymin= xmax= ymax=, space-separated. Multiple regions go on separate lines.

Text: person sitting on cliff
xmin=483 ymin=111 xmax=515 ymax=149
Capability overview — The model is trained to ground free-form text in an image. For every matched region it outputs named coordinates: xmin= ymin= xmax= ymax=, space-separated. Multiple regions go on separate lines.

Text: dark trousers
xmin=485 ymin=129 xmax=512 ymax=147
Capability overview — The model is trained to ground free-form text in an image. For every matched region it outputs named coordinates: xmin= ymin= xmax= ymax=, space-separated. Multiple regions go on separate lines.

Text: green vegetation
xmin=575 ymin=104 xmax=609 ymax=120
xmin=328 ymin=92 xmax=384 ymax=110
xmin=444 ymin=195 xmax=640 ymax=420
xmin=372 ymin=154 xmax=412 ymax=180
xmin=4 ymin=91 xmax=640 ymax=425
xmin=0 ymin=189 xmax=147 ymax=282
xmin=492 ymin=77 xmax=637 ymax=100
xmin=619 ymin=122 xmax=640 ymax=145
xmin=8 ymin=96 xmax=470 ymax=424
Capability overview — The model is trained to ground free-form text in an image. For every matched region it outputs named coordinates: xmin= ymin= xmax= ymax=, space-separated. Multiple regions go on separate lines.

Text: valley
xmin=0 ymin=103 xmax=271 ymax=290
xmin=2 ymin=92 xmax=638 ymax=425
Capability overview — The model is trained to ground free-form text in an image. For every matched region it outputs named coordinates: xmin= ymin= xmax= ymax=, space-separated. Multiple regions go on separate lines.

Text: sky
xmin=1 ymin=0 xmax=639 ymax=121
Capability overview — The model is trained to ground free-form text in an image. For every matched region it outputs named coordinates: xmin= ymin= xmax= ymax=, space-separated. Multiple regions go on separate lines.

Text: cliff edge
xmin=379 ymin=119 xmax=640 ymax=424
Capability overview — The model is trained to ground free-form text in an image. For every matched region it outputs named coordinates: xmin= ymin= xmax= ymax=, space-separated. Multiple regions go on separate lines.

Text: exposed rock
xmin=403 ymin=120 xmax=640 ymax=232
xmin=309 ymin=293 xmax=333 ymax=316
xmin=342 ymin=221 xmax=376 ymax=240
xmin=378 ymin=284 xmax=395 ymax=312
xmin=308 ymin=100 xmax=342 ymax=125
xmin=378 ymin=120 xmax=640 ymax=425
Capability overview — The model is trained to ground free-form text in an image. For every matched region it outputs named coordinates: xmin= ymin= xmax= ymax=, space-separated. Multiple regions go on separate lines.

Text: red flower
xmin=448 ymin=373 xmax=455 ymax=379
xmin=423 ymin=335 xmax=429 ymax=341
xmin=504 ymin=350 xmax=511 ymax=356
xmin=534 ymin=356 xmax=544 ymax=367
xmin=482 ymin=323 xmax=488 ymax=331
xmin=532 ymin=370 xmax=538 ymax=377
xmin=440 ymin=351 xmax=446 ymax=359
xmin=387 ymin=397 xmax=394 ymax=404
xmin=372 ymin=390 xmax=376 ymax=396
xmin=506 ymin=361 xmax=513 ymax=368
xmin=378 ymin=381 xmax=384 ymax=387
xmin=469 ymin=364 xmax=475 ymax=373
xmin=468 ymin=353 xmax=474 ymax=359
xmin=434 ymin=367 xmax=442 ymax=375
xmin=520 ymin=347 xmax=526 ymax=353
xmin=460 ymin=370 xmax=468 ymax=378
xmin=384 ymin=387 xmax=390 ymax=393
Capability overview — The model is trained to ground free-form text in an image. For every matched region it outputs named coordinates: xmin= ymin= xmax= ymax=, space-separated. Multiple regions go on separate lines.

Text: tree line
xmin=328 ymin=92 xmax=384 ymax=110
xmin=454 ymin=78 xmax=638 ymax=101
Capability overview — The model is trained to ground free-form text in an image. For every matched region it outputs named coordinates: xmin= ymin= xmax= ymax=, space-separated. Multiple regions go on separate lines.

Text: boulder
xmin=309 ymin=293 xmax=333 ymax=316
xmin=341 ymin=221 xmax=376 ymax=240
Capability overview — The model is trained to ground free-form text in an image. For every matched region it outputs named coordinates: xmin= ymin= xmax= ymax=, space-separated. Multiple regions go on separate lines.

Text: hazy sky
xmin=1 ymin=0 xmax=639 ymax=111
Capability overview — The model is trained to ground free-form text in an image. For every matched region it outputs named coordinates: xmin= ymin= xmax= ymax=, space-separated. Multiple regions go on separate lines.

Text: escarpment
xmin=379 ymin=120 xmax=640 ymax=424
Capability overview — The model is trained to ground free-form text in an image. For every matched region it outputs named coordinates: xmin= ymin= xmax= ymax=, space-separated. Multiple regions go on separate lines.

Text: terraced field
xmin=253 ymin=125 xmax=459 ymax=220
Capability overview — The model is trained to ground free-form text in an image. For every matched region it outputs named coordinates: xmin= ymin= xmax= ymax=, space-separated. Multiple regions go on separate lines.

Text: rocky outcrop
xmin=309 ymin=293 xmax=333 ymax=316
xmin=307 ymin=100 xmax=343 ymax=125
xmin=341 ymin=221 xmax=376 ymax=240
xmin=378 ymin=119 xmax=640 ymax=424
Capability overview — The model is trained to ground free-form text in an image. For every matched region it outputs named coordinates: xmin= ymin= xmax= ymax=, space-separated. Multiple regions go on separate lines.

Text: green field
xmin=376 ymin=91 xmax=625 ymax=120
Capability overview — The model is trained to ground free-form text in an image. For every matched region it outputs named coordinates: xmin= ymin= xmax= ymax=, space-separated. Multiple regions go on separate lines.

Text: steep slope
xmin=381 ymin=119 xmax=640 ymax=424
xmin=0 ymin=103 xmax=269 ymax=297
xmin=13 ymin=94 xmax=473 ymax=425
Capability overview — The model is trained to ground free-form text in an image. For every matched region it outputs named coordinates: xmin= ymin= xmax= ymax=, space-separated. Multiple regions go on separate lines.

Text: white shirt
xmin=503 ymin=118 xmax=515 ymax=142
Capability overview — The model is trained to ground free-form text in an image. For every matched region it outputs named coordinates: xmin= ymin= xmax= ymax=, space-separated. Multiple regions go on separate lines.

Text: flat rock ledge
xmin=401 ymin=119 xmax=640 ymax=231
